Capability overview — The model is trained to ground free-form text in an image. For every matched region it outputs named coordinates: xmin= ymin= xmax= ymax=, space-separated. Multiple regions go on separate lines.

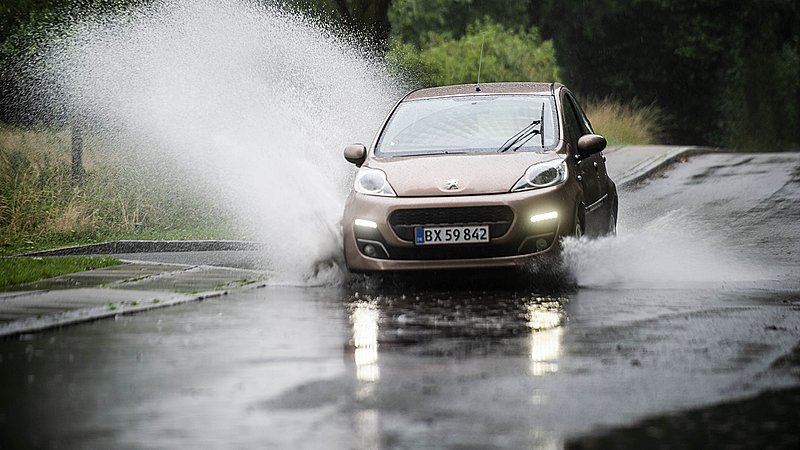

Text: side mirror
xmin=344 ymin=143 xmax=367 ymax=167
xmin=577 ymin=134 xmax=607 ymax=158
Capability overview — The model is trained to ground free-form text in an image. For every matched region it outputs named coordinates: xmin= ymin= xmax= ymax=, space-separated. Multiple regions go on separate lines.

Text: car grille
xmin=389 ymin=206 xmax=515 ymax=241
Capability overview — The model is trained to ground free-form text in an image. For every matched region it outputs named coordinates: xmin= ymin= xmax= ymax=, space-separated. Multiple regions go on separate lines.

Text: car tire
xmin=574 ymin=207 xmax=585 ymax=238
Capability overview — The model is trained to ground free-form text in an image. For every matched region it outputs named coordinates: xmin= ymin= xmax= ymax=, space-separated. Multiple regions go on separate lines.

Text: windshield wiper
xmin=497 ymin=120 xmax=541 ymax=153
xmin=393 ymin=150 xmax=467 ymax=157
xmin=497 ymin=102 xmax=548 ymax=152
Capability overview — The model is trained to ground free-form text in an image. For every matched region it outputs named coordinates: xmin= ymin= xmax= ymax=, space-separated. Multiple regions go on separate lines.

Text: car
xmin=341 ymin=82 xmax=617 ymax=272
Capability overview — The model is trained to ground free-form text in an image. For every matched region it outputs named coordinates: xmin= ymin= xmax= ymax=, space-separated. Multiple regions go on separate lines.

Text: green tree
xmin=387 ymin=20 xmax=559 ymax=87
xmin=389 ymin=0 xmax=531 ymax=47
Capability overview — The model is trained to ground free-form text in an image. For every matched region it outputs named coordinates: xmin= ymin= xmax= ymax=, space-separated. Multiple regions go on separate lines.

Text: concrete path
xmin=604 ymin=145 xmax=717 ymax=187
xmin=0 ymin=262 xmax=267 ymax=337
xmin=0 ymin=145 xmax=714 ymax=338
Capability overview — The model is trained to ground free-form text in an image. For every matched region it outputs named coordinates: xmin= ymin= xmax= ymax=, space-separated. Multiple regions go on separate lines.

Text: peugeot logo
xmin=445 ymin=179 xmax=460 ymax=190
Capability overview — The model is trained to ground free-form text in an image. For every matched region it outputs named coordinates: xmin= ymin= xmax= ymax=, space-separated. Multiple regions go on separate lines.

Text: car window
xmin=562 ymin=96 xmax=583 ymax=144
xmin=568 ymin=94 xmax=594 ymax=135
xmin=375 ymin=94 xmax=559 ymax=156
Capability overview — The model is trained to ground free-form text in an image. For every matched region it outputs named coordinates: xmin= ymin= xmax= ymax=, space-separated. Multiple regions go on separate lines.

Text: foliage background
xmin=535 ymin=0 xmax=800 ymax=149
xmin=308 ymin=0 xmax=800 ymax=150
xmin=1 ymin=0 xmax=798 ymax=149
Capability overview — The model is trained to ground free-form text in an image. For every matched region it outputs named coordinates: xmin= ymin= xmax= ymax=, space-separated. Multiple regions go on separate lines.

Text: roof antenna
xmin=476 ymin=33 xmax=485 ymax=92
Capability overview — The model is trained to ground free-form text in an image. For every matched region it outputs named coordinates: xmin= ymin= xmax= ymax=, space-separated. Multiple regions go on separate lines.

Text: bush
xmin=583 ymin=99 xmax=664 ymax=146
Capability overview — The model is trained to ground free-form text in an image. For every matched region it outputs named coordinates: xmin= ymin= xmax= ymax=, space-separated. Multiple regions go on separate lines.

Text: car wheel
xmin=574 ymin=209 xmax=584 ymax=238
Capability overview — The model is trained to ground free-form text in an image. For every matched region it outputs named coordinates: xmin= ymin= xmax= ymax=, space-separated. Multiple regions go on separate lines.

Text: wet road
xmin=2 ymin=152 xmax=800 ymax=448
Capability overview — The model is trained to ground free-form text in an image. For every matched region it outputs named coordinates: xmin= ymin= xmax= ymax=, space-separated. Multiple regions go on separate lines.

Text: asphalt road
xmin=1 ymin=152 xmax=799 ymax=448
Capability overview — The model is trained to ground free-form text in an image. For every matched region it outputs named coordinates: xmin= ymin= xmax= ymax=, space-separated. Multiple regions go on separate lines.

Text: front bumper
xmin=342 ymin=182 xmax=580 ymax=272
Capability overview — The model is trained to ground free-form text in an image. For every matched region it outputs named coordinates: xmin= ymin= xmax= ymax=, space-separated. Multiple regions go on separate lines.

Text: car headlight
xmin=511 ymin=159 xmax=568 ymax=192
xmin=354 ymin=167 xmax=396 ymax=197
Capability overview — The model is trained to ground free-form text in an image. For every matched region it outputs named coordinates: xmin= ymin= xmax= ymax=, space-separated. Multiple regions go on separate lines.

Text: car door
xmin=562 ymin=94 xmax=603 ymax=216
xmin=569 ymin=93 xmax=613 ymax=234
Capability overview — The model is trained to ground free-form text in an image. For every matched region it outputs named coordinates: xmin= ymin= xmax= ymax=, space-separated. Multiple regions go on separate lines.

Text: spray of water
xmin=31 ymin=0 xmax=400 ymax=281
xmin=561 ymin=209 xmax=768 ymax=290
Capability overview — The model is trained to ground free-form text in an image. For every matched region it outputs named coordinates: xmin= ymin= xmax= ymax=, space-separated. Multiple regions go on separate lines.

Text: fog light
xmin=536 ymin=239 xmax=549 ymax=251
xmin=363 ymin=244 xmax=377 ymax=256
xmin=530 ymin=211 xmax=558 ymax=223
xmin=355 ymin=218 xmax=378 ymax=229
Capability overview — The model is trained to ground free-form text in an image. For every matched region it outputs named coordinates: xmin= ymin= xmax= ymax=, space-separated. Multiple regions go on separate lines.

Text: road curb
xmin=0 ymin=282 xmax=267 ymax=339
xmin=613 ymin=146 xmax=722 ymax=189
xmin=22 ymin=239 xmax=267 ymax=257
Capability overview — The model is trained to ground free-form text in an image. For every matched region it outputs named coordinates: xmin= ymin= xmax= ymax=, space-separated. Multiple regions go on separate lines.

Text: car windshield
xmin=375 ymin=94 xmax=558 ymax=157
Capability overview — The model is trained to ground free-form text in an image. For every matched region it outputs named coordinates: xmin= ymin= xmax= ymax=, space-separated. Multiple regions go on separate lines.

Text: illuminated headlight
xmin=530 ymin=211 xmax=558 ymax=223
xmin=511 ymin=159 xmax=568 ymax=192
xmin=354 ymin=167 xmax=396 ymax=197
xmin=354 ymin=218 xmax=378 ymax=229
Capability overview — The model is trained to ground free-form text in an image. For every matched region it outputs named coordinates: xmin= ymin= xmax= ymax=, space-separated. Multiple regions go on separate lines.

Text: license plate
xmin=414 ymin=225 xmax=490 ymax=245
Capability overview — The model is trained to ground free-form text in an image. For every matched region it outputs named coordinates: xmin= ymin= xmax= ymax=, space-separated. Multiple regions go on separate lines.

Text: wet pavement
xmin=566 ymin=386 xmax=800 ymax=449
xmin=1 ymin=151 xmax=799 ymax=448
xmin=0 ymin=263 xmax=266 ymax=337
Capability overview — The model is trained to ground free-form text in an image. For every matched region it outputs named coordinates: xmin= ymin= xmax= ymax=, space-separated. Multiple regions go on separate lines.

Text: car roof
xmin=404 ymin=82 xmax=559 ymax=101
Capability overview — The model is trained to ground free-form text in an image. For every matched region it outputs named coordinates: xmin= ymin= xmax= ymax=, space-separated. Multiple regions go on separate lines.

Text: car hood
xmin=368 ymin=151 xmax=566 ymax=197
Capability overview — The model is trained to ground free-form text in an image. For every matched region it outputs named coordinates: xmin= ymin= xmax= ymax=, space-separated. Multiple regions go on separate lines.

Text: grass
xmin=0 ymin=256 xmax=120 ymax=289
xmin=0 ymin=124 xmax=238 ymax=255
xmin=583 ymin=99 xmax=664 ymax=146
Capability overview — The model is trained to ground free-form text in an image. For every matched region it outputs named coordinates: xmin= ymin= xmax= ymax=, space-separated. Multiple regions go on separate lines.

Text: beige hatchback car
xmin=342 ymin=82 xmax=617 ymax=272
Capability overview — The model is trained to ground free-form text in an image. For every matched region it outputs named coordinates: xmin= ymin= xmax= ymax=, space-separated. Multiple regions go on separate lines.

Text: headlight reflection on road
xmin=526 ymin=299 xmax=564 ymax=377
xmin=350 ymin=301 xmax=383 ymax=449
xmin=355 ymin=408 xmax=381 ymax=450
xmin=351 ymin=302 xmax=380 ymax=383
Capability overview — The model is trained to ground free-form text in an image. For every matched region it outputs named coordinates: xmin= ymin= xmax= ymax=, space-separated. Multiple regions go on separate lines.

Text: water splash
xmin=34 ymin=0 xmax=400 ymax=280
xmin=561 ymin=209 xmax=767 ymax=289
